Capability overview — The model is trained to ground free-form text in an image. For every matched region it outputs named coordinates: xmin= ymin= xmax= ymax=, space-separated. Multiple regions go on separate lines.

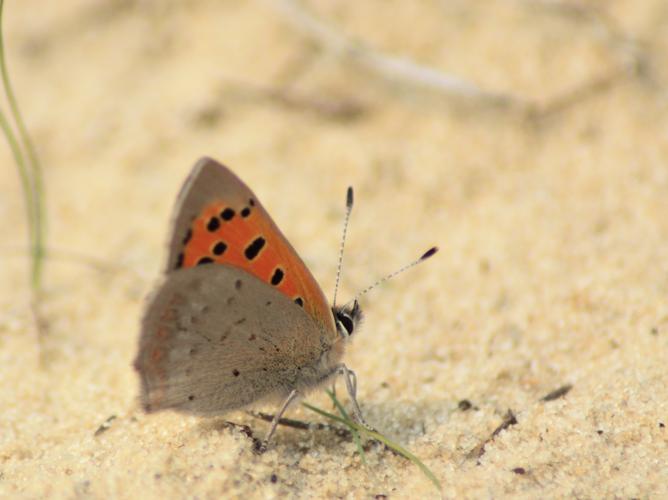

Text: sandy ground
xmin=1 ymin=0 xmax=668 ymax=498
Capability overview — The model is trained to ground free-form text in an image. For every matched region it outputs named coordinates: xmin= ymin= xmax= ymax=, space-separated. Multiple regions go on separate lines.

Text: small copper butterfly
xmin=134 ymin=157 xmax=437 ymax=451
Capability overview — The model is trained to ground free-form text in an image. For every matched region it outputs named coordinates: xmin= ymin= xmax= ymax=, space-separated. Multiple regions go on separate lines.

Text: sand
xmin=1 ymin=1 xmax=667 ymax=498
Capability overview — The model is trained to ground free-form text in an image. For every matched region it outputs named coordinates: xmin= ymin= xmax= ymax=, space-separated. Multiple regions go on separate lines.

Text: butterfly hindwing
xmin=164 ymin=157 xmax=336 ymax=335
xmin=135 ymin=265 xmax=334 ymax=415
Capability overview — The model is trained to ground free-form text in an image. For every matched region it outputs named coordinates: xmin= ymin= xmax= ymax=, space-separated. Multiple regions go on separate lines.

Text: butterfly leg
xmin=336 ymin=364 xmax=373 ymax=430
xmin=256 ymin=389 xmax=299 ymax=453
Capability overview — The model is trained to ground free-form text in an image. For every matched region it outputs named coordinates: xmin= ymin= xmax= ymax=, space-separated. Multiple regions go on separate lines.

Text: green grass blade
xmin=357 ymin=426 xmax=441 ymax=492
xmin=303 ymin=395 xmax=441 ymax=493
xmin=0 ymin=0 xmax=45 ymax=290
xmin=0 ymin=106 xmax=34 ymax=269
xmin=301 ymin=401 xmax=350 ymax=426
xmin=324 ymin=389 xmax=367 ymax=465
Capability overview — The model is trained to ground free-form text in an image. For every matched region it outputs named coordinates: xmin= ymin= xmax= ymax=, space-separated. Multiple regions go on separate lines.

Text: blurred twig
xmin=520 ymin=0 xmax=648 ymax=77
xmin=265 ymin=0 xmax=520 ymax=108
xmin=218 ymin=78 xmax=367 ymax=122
xmin=526 ymin=68 xmax=623 ymax=123
xmin=518 ymin=0 xmax=653 ymax=122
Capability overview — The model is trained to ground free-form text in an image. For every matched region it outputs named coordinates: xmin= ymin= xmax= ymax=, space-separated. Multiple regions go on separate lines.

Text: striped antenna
xmin=351 ymin=246 xmax=438 ymax=303
xmin=332 ymin=186 xmax=354 ymax=307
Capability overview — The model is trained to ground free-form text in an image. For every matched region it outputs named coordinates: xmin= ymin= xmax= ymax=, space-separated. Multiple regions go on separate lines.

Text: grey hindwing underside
xmin=135 ymin=265 xmax=332 ymax=415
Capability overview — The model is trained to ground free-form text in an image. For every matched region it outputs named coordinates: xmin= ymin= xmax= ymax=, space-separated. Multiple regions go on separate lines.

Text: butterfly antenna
xmin=350 ymin=246 xmax=438 ymax=304
xmin=332 ymin=186 xmax=354 ymax=307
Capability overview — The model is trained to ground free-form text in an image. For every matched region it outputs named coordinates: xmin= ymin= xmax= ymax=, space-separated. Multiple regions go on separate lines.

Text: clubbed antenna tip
xmin=421 ymin=246 xmax=438 ymax=260
xmin=350 ymin=244 xmax=440 ymax=303
xmin=346 ymin=186 xmax=354 ymax=208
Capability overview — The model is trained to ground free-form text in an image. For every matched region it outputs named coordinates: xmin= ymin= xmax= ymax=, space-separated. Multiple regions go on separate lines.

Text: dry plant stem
xmin=220 ymin=79 xmax=366 ymax=121
xmin=266 ymin=0 xmax=518 ymax=107
xmin=94 ymin=415 xmax=117 ymax=437
xmin=248 ymin=411 xmax=353 ymax=439
xmin=526 ymin=69 xmax=623 ymax=122
xmin=467 ymin=409 xmax=518 ymax=460
xmin=219 ymin=421 xmax=263 ymax=450
xmin=250 ymin=408 xmax=393 ymax=452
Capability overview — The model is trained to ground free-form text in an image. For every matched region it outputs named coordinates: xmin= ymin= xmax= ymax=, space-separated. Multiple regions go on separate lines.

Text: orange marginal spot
xmin=150 ymin=347 xmax=163 ymax=362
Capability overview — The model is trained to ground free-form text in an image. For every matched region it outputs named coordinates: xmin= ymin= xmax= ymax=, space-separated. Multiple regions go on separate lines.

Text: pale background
xmin=1 ymin=1 xmax=667 ymax=498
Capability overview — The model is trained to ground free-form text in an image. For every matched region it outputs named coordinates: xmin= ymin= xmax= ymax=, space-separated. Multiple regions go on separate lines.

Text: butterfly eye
xmin=339 ymin=314 xmax=354 ymax=336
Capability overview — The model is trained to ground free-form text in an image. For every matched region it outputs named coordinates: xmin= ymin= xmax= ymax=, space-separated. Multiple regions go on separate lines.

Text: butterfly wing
xmin=164 ymin=157 xmax=336 ymax=336
xmin=135 ymin=265 xmax=337 ymax=415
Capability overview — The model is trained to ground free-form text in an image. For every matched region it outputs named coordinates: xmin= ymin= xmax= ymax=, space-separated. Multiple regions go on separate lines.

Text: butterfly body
xmin=137 ymin=265 xmax=346 ymax=414
xmin=134 ymin=158 xmax=357 ymax=419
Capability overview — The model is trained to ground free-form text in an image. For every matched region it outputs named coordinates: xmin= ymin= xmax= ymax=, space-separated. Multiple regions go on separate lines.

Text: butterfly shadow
xmin=196 ymin=395 xmax=464 ymax=456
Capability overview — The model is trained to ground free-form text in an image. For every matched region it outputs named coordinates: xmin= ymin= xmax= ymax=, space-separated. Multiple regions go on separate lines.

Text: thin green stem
xmin=303 ymin=394 xmax=442 ymax=493
xmin=324 ymin=389 xmax=367 ymax=465
xmin=0 ymin=0 xmax=45 ymax=290
xmin=301 ymin=401 xmax=349 ymax=426
xmin=0 ymin=107 xmax=33 ymax=266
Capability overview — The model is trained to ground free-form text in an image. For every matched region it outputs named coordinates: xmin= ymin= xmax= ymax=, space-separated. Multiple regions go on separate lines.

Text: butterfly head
xmin=332 ymin=300 xmax=363 ymax=340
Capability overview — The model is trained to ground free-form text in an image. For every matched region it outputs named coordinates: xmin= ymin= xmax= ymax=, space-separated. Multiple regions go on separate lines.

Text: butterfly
xmin=134 ymin=157 xmax=437 ymax=451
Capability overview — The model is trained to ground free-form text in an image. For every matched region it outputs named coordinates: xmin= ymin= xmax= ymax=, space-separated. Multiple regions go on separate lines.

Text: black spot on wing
xmin=182 ymin=229 xmax=192 ymax=244
xmin=207 ymin=217 xmax=220 ymax=232
xmin=213 ymin=241 xmax=227 ymax=255
xmin=244 ymin=237 xmax=266 ymax=260
xmin=197 ymin=257 xmax=214 ymax=265
xmin=271 ymin=268 xmax=284 ymax=286
xmin=221 ymin=208 xmax=235 ymax=221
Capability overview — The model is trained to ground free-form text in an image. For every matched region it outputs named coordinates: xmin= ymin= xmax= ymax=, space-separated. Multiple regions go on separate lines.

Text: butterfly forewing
xmin=135 ymin=265 xmax=332 ymax=415
xmin=165 ymin=157 xmax=336 ymax=336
